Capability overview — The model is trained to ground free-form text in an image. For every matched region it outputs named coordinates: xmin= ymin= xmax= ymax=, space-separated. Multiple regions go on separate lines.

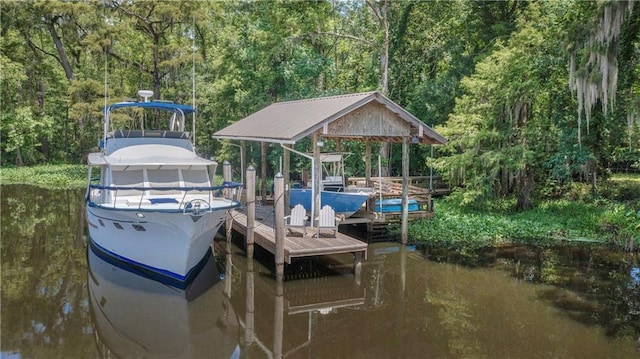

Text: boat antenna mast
xmin=103 ymin=47 xmax=108 ymax=152
xmin=191 ymin=14 xmax=197 ymax=150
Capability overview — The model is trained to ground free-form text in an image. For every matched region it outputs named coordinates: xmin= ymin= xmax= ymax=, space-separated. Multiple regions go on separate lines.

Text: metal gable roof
xmin=213 ymin=91 xmax=446 ymax=145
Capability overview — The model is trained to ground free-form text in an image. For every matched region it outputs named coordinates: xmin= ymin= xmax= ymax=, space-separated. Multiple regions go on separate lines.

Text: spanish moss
xmin=569 ymin=0 xmax=634 ymax=145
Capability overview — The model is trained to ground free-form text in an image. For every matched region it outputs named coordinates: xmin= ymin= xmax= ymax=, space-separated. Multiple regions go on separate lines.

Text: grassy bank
xmin=0 ymin=164 xmax=87 ymax=189
xmin=407 ymin=179 xmax=640 ymax=251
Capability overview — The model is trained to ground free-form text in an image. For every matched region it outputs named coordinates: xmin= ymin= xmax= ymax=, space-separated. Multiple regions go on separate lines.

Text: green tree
xmin=566 ymin=0 xmax=639 ymax=190
xmin=437 ymin=2 xmax=567 ymax=210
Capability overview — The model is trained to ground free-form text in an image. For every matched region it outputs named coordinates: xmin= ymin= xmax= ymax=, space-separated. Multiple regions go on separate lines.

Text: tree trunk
xmin=48 ymin=16 xmax=74 ymax=81
xmin=592 ymin=169 xmax=598 ymax=194
xmin=501 ymin=165 xmax=509 ymax=196
xmin=516 ymin=165 xmax=534 ymax=211
xmin=369 ymin=0 xmax=392 ymax=176
xmin=15 ymin=147 xmax=24 ymax=166
xmin=153 ymin=32 xmax=161 ymax=102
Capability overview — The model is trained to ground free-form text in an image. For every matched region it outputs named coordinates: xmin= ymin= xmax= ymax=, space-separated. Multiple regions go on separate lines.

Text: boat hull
xmin=289 ymin=189 xmax=371 ymax=218
xmin=86 ymin=204 xmax=229 ymax=286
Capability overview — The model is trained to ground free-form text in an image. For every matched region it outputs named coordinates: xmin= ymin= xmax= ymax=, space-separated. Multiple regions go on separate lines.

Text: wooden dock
xmin=228 ymin=205 xmax=368 ymax=264
xmin=222 ymin=165 xmax=372 ymax=281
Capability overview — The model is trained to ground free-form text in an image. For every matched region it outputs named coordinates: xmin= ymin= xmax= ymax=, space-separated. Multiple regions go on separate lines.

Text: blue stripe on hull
xmin=88 ymin=239 xmax=211 ymax=289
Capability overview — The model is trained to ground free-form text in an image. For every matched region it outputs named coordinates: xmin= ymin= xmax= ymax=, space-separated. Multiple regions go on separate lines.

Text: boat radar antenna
xmin=138 ymin=90 xmax=154 ymax=103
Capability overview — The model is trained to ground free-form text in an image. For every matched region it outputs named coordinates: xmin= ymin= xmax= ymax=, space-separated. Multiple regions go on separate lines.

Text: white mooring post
xmin=274 ymin=172 xmax=285 ymax=281
xmin=246 ymin=166 xmax=256 ymax=259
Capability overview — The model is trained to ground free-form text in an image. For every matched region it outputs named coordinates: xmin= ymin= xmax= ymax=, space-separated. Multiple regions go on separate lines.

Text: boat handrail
xmin=87 ymin=181 xmax=244 ymax=210
xmin=88 ymin=181 xmax=243 ymax=193
xmin=108 ymin=129 xmax=191 ymax=139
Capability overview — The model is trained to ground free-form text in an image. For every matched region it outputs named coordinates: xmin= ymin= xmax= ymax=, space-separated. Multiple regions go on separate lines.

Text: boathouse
xmin=213 ymin=91 xmax=446 ymax=242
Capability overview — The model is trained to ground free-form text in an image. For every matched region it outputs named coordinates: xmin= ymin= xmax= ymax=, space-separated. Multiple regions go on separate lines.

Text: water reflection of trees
xmin=1 ymin=185 xmax=94 ymax=357
xmin=425 ymin=290 xmax=480 ymax=358
xmin=425 ymin=244 xmax=639 ymax=343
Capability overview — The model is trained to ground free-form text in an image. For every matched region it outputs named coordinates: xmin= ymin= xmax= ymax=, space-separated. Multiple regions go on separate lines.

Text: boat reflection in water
xmin=87 ymin=244 xmax=241 ymax=358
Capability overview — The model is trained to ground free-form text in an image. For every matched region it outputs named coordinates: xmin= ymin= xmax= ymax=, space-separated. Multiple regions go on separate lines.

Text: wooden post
xmin=312 ymin=132 xmax=321 ymax=227
xmin=365 ymin=139 xmax=372 ymax=188
xmin=224 ymin=243 xmax=232 ymax=298
xmin=246 ymin=166 xmax=256 ymax=259
xmin=223 ymin=156 xmax=233 ymax=297
xmin=223 ymin=160 xmax=232 ymax=197
xmin=261 ymin=142 xmax=268 ymax=205
xmin=273 ymin=279 xmax=284 ymax=359
xmin=223 ymin=160 xmax=234 ymax=244
xmin=401 ymin=137 xmax=409 ymax=244
xmin=400 ymin=243 xmax=407 ymax=293
xmin=353 ymin=252 xmax=363 ymax=285
xmin=241 ymin=140 xmax=247 ymax=184
xmin=283 ymin=144 xmax=291 ymax=216
xmin=245 ymin=259 xmax=255 ymax=346
xmin=274 ymin=172 xmax=285 ymax=281
xmin=365 ymin=139 xmax=374 ymax=232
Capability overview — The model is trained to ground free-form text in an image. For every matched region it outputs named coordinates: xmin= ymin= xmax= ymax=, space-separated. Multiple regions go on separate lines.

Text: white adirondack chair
xmin=315 ymin=205 xmax=340 ymax=238
xmin=285 ymin=204 xmax=308 ymax=237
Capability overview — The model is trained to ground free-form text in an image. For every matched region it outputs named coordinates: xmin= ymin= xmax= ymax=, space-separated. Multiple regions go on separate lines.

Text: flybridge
xmin=102 ymin=90 xmax=198 ymax=152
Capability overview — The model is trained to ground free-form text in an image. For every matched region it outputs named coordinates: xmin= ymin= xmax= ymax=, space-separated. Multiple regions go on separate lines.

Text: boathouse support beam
xmin=260 ymin=142 xmax=268 ymax=205
xmin=283 ymin=144 xmax=290 ymax=216
xmin=280 ymin=144 xmax=315 ymax=223
xmin=241 ymin=141 xmax=247 ymax=184
xmin=312 ymin=132 xmax=322 ymax=227
xmin=365 ymin=139 xmax=371 ymax=187
xmin=401 ymin=137 xmax=409 ymax=244
xmin=246 ymin=165 xmax=256 ymax=259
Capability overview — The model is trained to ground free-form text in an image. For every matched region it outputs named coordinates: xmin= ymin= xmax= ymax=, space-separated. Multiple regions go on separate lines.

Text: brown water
xmin=1 ymin=185 xmax=639 ymax=358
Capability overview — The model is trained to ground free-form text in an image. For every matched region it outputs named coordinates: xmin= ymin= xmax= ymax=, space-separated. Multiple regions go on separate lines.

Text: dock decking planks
xmin=228 ymin=207 xmax=368 ymax=264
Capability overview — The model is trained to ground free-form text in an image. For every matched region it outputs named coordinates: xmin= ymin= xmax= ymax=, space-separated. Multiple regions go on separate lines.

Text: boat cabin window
xmin=182 ymin=169 xmax=211 ymax=196
xmin=182 ymin=169 xmax=210 ymax=187
xmin=111 ymin=170 xmax=144 ymax=196
xmin=147 ymin=169 xmax=181 ymax=195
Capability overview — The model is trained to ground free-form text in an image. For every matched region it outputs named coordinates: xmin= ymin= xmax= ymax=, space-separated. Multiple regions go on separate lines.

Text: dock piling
xmin=353 ymin=252 xmax=362 ymax=284
xmin=223 ymin=160 xmax=234 ymax=245
xmin=274 ymin=173 xmax=285 ymax=281
xmin=246 ymin=166 xmax=256 ymax=259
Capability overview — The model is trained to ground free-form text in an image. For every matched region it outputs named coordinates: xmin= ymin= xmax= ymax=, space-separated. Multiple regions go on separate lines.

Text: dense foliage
xmin=1 ymin=0 xmax=638 ymax=211
xmin=405 ymin=175 xmax=640 ymax=250
xmin=0 ymin=164 xmax=86 ymax=189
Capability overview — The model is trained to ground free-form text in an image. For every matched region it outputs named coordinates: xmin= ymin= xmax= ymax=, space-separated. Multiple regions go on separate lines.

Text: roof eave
xmin=212 ymin=134 xmax=297 ymax=145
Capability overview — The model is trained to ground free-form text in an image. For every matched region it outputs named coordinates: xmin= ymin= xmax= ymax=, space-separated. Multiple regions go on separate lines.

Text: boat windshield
xmin=103 ymin=101 xmax=197 ymax=144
